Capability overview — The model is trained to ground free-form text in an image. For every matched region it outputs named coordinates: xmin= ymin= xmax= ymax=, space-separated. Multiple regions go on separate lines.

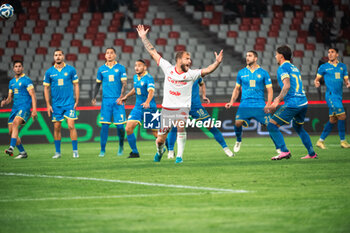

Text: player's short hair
xmin=106 ymin=47 xmax=116 ymax=53
xmin=329 ymin=47 xmax=339 ymax=53
xmin=54 ymin=48 xmax=64 ymax=54
xmin=276 ymin=45 xmax=292 ymax=60
xmin=13 ymin=60 xmax=23 ymax=67
xmin=175 ymin=51 xmax=190 ymax=62
xmin=247 ymin=50 xmax=258 ymax=57
xmin=137 ymin=59 xmax=146 ymax=65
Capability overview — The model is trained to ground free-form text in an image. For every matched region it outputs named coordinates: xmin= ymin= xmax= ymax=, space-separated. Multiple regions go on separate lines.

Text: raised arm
xmin=225 ymin=85 xmax=241 ymax=109
xmin=201 ymin=50 xmax=223 ymax=77
xmin=136 ymin=25 xmax=161 ymax=63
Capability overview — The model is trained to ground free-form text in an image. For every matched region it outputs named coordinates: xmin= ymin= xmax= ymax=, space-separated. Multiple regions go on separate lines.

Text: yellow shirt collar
xmin=54 ymin=63 xmax=66 ymax=71
xmin=328 ymin=60 xmax=339 ymax=67
xmin=246 ymin=65 xmax=260 ymax=73
xmin=137 ymin=71 xmax=148 ymax=80
xmin=105 ymin=61 xmax=117 ymax=69
xmin=280 ymin=60 xmax=291 ymax=67
xmin=15 ymin=73 xmax=25 ymax=81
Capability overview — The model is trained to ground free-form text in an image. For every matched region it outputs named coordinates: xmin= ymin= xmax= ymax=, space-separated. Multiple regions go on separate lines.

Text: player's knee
xmin=267 ymin=122 xmax=277 ymax=131
xmin=329 ymin=117 xmax=338 ymax=124
xmin=338 ymin=114 xmax=346 ymax=120
xmin=235 ymin=121 xmax=243 ymax=127
xmin=292 ymin=122 xmax=302 ymax=133
xmin=125 ymin=125 xmax=134 ymax=135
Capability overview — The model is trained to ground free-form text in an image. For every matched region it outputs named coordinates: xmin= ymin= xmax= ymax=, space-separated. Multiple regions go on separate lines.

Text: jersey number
xmin=335 ymin=72 xmax=340 ymax=79
xmin=291 ymin=74 xmax=305 ymax=93
xmin=58 ymin=79 xmax=64 ymax=86
xmin=249 ymin=80 xmax=256 ymax=87
xmin=136 ymin=88 xmax=141 ymax=95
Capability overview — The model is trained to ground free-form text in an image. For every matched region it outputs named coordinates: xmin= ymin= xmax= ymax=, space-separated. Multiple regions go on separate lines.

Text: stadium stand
xmin=0 ymin=0 xmax=349 ymax=104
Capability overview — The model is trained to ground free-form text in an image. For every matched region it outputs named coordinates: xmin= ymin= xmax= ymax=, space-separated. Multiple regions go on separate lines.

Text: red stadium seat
xmin=71 ymin=40 xmax=82 ymax=47
xmin=33 ymin=27 xmax=45 ymax=34
xmin=252 ymin=18 xmax=262 ymax=25
xmin=295 ymin=11 xmax=304 ymax=19
xmin=12 ymin=27 xmax=22 ymax=34
xmin=205 ymin=5 xmax=214 ymax=11
xmin=298 ymin=30 xmax=308 ymax=38
xmin=152 ymin=18 xmax=163 ymax=25
xmin=292 ymin=18 xmax=302 ymax=25
xmin=168 ymin=31 xmax=180 ymax=39
xmin=93 ymin=40 xmax=104 ymax=47
xmin=134 ymin=12 xmax=145 ymax=19
xmin=227 ymin=31 xmax=238 ymax=38
xmin=254 ymin=44 xmax=265 ymax=51
xmin=108 ymin=26 xmax=119 ymax=32
xmin=122 ymin=46 xmax=134 ymax=53
xmin=96 ymin=33 xmax=106 ymax=40
xmin=0 ymin=48 xmax=4 ymax=56
xmin=164 ymin=18 xmax=173 ymax=25
xmin=36 ymin=47 xmax=48 ymax=55
xmin=113 ymin=12 xmax=123 ymax=19
xmin=52 ymin=33 xmax=63 ymax=40
xmin=156 ymin=38 xmax=167 ymax=45
xmin=250 ymin=24 xmax=260 ymax=31
xmin=305 ymin=43 xmax=316 ymax=50
xmin=293 ymin=50 xmax=304 ymax=57
xmin=256 ymin=37 xmax=266 ymax=45
xmin=316 ymin=11 xmax=324 ymax=18
xmin=12 ymin=55 xmax=24 ymax=61
xmin=36 ymin=20 xmax=47 ymax=28
xmin=127 ymin=32 xmax=138 ymax=39
xmin=66 ymin=54 xmax=77 ymax=61
xmin=302 ymin=5 xmax=311 ymax=11
xmin=290 ymin=24 xmax=300 ymax=30
xmin=239 ymin=24 xmax=249 ymax=31
xmin=201 ymin=18 xmax=211 ymax=26
xmin=20 ymin=34 xmax=31 ymax=41
xmin=79 ymin=46 xmax=91 ymax=54
xmin=87 ymin=26 xmax=98 ymax=34
xmin=98 ymin=53 xmax=105 ymax=60
xmin=174 ymin=45 xmax=186 ymax=51
xmin=211 ymin=18 xmax=221 ymax=24
xmin=85 ymin=33 xmax=95 ymax=40
xmin=71 ymin=13 xmax=82 ymax=21
xmin=296 ymin=37 xmax=307 ymax=44
xmin=270 ymin=24 xmax=280 ymax=32
xmin=272 ymin=18 xmax=282 ymax=25
xmin=6 ymin=40 xmax=17 ymax=48
xmin=50 ymin=13 xmax=61 ymax=20
xmin=274 ymin=12 xmax=284 ymax=19
xmin=66 ymin=27 xmax=77 ymax=33
xmin=90 ymin=20 xmax=101 ymax=27
xmin=241 ymin=18 xmax=251 ymax=25
xmin=93 ymin=13 xmax=103 ymax=20
xmin=50 ymin=40 xmax=61 ymax=47
xmin=114 ymin=39 xmax=125 ymax=46
xmin=268 ymin=31 xmax=279 ymax=37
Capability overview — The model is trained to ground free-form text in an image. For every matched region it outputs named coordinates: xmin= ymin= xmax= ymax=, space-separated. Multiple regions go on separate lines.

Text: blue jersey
xmin=9 ymin=74 xmax=34 ymax=110
xmin=277 ymin=61 xmax=307 ymax=107
xmin=317 ymin=61 xmax=348 ymax=98
xmin=236 ymin=66 xmax=272 ymax=107
xmin=43 ymin=63 xmax=78 ymax=107
xmin=97 ymin=62 xmax=127 ymax=98
xmin=133 ymin=71 xmax=156 ymax=108
xmin=191 ymin=78 xmax=204 ymax=108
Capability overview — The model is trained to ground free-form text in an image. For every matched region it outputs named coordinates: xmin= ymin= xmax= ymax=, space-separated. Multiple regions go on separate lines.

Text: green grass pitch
xmin=1 ymin=135 xmax=350 ymax=233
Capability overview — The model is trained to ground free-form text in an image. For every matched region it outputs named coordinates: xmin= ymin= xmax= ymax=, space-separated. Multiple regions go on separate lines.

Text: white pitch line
xmin=0 ymin=192 xmax=230 ymax=203
xmin=0 ymin=172 xmax=249 ymax=193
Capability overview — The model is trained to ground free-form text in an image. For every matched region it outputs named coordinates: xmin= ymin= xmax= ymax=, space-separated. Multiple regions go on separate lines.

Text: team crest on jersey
xmin=19 ymin=82 xmax=22 ymax=86
xmin=257 ymin=74 xmax=261 ymax=78
xmin=141 ymin=81 xmax=144 ymax=86
xmin=64 ymin=72 xmax=68 ymax=76
xmin=170 ymin=71 xmax=174 ymax=74
xmin=183 ymin=75 xmax=186 ymax=79
xmin=340 ymin=67 xmax=343 ymax=70
xmin=115 ymin=69 xmax=119 ymax=73
xmin=101 ymin=117 xmax=104 ymax=120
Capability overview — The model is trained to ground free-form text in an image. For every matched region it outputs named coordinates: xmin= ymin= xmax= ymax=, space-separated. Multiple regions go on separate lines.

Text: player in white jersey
xmin=136 ymin=24 xmax=223 ymax=163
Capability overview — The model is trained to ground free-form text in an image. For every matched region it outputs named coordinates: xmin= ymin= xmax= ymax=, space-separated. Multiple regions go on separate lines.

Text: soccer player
xmin=1 ymin=61 xmax=37 ymax=159
xmin=267 ymin=45 xmax=317 ymax=160
xmin=314 ymin=48 xmax=350 ymax=149
xmin=120 ymin=59 xmax=158 ymax=158
xmin=44 ymin=49 xmax=80 ymax=159
xmin=136 ymin=24 xmax=223 ymax=163
xmin=91 ymin=47 xmax=127 ymax=157
xmin=225 ymin=50 xmax=277 ymax=153
xmin=167 ymin=78 xmax=233 ymax=158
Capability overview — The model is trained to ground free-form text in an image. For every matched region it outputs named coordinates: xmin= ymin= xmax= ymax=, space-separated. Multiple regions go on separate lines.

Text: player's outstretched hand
xmin=264 ymin=104 xmax=271 ymax=114
xmin=47 ymin=105 xmax=53 ymax=117
xmin=74 ymin=102 xmax=78 ymax=109
xmin=116 ymin=98 xmax=124 ymax=105
xmin=203 ymin=96 xmax=211 ymax=104
xmin=314 ymin=79 xmax=320 ymax=88
xmin=136 ymin=25 xmax=149 ymax=39
xmin=1 ymin=100 xmax=6 ymax=107
xmin=215 ymin=50 xmax=223 ymax=63
xmin=141 ymin=102 xmax=150 ymax=109
xmin=346 ymin=81 xmax=350 ymax=88
xmin=91 ymin=98 xmax=96 ymax=106
xmin=225 ymin=102 xmax=232 ymax=109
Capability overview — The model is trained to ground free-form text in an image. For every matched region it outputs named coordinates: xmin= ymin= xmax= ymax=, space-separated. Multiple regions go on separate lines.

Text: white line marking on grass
xmin=0 ymin=192 xmax=231 ymax=203
xmin=0 ymin=172 xmax=249 ymax=193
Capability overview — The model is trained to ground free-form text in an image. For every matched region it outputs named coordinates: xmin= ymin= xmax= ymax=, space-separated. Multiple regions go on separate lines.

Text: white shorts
xmin=158 ymin=107 xmax=190 ymax=135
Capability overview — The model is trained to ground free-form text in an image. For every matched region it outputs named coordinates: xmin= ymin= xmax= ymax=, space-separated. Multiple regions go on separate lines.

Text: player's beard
xmin=247 ymin=61 xmax=254 ymax=67
xmin=180 ymin=64 xmax=188 ymax=72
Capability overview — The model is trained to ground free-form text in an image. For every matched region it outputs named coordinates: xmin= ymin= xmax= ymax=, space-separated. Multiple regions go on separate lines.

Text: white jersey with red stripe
xmin=158 ymin=57 xmax=202 ymax=108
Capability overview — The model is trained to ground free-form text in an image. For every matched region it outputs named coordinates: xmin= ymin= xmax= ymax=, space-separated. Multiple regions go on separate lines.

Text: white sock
xmin=176 ymin=132 xmax=187 ymax=158
xmin=156 ymin=142 xmax=164 ymax=154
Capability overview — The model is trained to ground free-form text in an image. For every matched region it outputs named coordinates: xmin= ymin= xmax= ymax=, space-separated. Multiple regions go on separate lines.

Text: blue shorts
xmin=326 ymin=95 xmax=344 ymax=116
xmin=189 ymin=105 xmax=210 ymax=121
xmin=272 ymin=104 xmax=308 ymax=126
xmin=128 ymin=106 xmax=158 ymax=124
xmin=52 ymin=104 xmax=77 ymax=122
xmin=235 ymin=106 xmax=270 ymax=127
xmin=100 ymin=98 xmax=126 ymax=125
xmin=8 ymin=108 xmax=31 ymax=124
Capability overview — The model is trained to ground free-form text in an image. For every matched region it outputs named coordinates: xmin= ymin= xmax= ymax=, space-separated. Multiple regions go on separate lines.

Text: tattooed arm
xmin=270 ymin=77 xmax=290 ymax=110
xmin=136 ymin=25 xmax=161 ymax=63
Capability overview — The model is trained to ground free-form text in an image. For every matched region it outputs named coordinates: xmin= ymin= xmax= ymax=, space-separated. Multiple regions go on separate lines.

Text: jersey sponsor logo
xmin=170 ymin=71 xmax=174 ymax=74
xmin=167 ymin=76 xmax=187 ymax=86
xmin=169 ymin=90 xmax=181 ymax=96
xmin=326 ymin=68 xmax=333 ymax=71
xmin=101 ymin=70 xmax=108 ymax=73
xmin=50 ymin=74 xmax=58 ymax=77
xmin=183 ymin=75 xmax=186 ymax=79
xmin=241 ymin=75 xmax=249 ymax=78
